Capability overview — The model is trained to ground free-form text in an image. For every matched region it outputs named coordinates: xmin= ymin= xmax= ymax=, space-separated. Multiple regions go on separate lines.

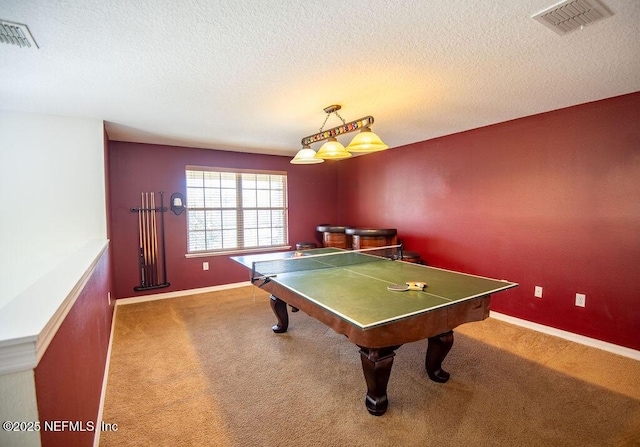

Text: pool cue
xmin=141 ymin=192 xmax=147 ymax=285
xmin=160 ymin=191 xmax=168 ymax=284
xmin=148 ymin=192 xmax=155 ymax=286
xmin=138 ymin=197 xmax=146 ymax=287
xmin=151 ymin=192 xmax=159 ymax=286
xmin=140 ymin=193 xmax=145 ymax=285
xmin=144 ymin=192 xmax=151 ymax=285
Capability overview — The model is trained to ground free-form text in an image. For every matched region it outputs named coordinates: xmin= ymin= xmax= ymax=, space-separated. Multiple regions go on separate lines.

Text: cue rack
xmin=130 ymin=191 xmax=170 ymax=291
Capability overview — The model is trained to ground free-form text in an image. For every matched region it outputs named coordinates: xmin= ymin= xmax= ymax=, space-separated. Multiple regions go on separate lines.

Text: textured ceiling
xmin=1 ymin=0 xmax=639 ymax=157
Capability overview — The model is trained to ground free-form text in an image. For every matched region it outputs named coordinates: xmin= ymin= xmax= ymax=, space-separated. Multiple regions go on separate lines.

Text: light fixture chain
xmin=334 ymin=111 xmax=347 ymax=125
xmin=319 ymin=113 xmax=330 ymax=132
xmin=319 ymin=109 xmax=348 ymax=132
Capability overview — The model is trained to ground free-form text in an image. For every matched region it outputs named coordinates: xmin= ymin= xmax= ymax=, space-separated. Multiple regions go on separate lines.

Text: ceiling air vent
xmin=532 ymin=0 xmax=613 ymax=35
xmin=0 ymin=20 xmax=38 ymax=49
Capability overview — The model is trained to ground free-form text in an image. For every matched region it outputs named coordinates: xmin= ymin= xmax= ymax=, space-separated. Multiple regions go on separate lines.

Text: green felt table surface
xmin=274 ymin=260 xmax=515 ymax=328
xmin=232 ymin=249 xmax=517 ymax=329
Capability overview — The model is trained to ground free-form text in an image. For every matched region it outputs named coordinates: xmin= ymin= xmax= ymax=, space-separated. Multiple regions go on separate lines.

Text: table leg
xmin=358 ymin=345 xmax=401 ymax=416
xmin=425 ymin=330 xmax=454 ymax=383
xmin=269 ymin=295 xmax=289 ymax=333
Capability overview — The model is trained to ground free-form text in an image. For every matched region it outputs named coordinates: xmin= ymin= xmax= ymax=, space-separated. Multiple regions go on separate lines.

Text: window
xmin=185 ymin=167 xmax=288 ymax=254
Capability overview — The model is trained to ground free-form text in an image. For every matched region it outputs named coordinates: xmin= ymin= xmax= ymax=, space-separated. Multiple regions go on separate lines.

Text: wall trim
xmin=0 ymin=239 xmax=109 ymax=375
xmin=93 ymin=300 xmax=118 ymax=447
xmin=490 ymin=311 xmax=640 ymax=361
xmin=0 ymin=341 xmax=37 ymax=376
xmin=117 ymin=281 xmax=252 ymax=306
xmin=36 ymin=242 xmax=109 ymax=365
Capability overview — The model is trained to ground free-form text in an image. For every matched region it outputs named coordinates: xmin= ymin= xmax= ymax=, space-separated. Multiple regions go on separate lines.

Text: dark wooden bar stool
xmin=316 ymin=225 xmax=351 ymax=249
xmin=400 ymin=250 xmax=422 ymax=264
xmin=345 ymin=228 xmax=397 ymax=250
xmin=295 ymin=242 xmax=318 ymax=250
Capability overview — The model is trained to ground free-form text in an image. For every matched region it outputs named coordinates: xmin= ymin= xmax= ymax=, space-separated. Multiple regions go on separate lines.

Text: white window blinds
xmin=185 ymin=167 xmax=288 ymax=254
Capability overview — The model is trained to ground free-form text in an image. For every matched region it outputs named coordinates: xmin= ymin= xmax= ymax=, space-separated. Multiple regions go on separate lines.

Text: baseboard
xmin=93 ymin=304 xmax=118 ymax=447
xmin=490 ymin=311 xmax=640 ymax=361
xmin=116 ymin=281 xmax=253 ymax=306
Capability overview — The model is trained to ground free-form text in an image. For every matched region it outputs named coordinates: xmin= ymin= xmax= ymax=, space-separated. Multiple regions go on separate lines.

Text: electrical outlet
xmin=203 ymin=262 xmax=209 ymax=271
xmin=575 ymin=293 xmax=586 ymax=307
xmin=534 ymin=286 xmax=543 ymax=298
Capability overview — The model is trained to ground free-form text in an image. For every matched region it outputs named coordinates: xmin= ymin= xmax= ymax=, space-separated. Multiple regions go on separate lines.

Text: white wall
xmin=0 ymin=370 xmax=40 ymax=447
xmin=0 ymin=111 xmax=106 ymax=310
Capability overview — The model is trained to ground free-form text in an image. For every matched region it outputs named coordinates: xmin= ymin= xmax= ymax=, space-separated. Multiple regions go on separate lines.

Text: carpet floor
xmin=99 ymin=287 xmax=640 ymax=446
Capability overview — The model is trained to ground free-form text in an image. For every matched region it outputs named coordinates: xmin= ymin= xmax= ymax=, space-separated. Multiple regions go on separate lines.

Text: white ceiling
xmin=1 ymin=0 xmax=639 ymax=157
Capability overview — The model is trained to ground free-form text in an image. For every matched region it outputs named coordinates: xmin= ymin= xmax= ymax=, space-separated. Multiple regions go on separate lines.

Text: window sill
xmin=185 ymin=245 xmax=292 ymax=258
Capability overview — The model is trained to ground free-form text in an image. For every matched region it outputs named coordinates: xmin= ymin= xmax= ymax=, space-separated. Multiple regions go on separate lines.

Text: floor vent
xmin=0 ymin=20 xmax=38 ymax=49
xmin=532 ymin=0 xmax=613 ymax=35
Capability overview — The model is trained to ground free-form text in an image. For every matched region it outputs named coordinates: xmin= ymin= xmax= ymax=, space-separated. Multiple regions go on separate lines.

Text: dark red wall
xmin=108 ymin=143 xmax=340 ymax=299
xmin=35 ymin=248 xmax=114 ymax=447
xmin=337 ymin=92 xmax=640 ymax=350
xmin=107 ymin=93 xmax=639 ymax=350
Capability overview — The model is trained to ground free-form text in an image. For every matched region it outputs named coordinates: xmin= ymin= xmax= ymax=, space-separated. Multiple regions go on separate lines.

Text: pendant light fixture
xmin=344 ymin=127 xmax=389 ymax=152
xmin=315 ymin=137 xmax=352 ymax=160
xmin=290 ymin=145 xmax=324 ymax=164
xmin=290 ymin=105 xmax=387 ymax=164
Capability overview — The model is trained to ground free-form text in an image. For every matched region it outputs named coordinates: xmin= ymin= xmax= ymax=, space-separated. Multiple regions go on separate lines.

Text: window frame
xmin=184 ymin=166 xmax=290 ymax=257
